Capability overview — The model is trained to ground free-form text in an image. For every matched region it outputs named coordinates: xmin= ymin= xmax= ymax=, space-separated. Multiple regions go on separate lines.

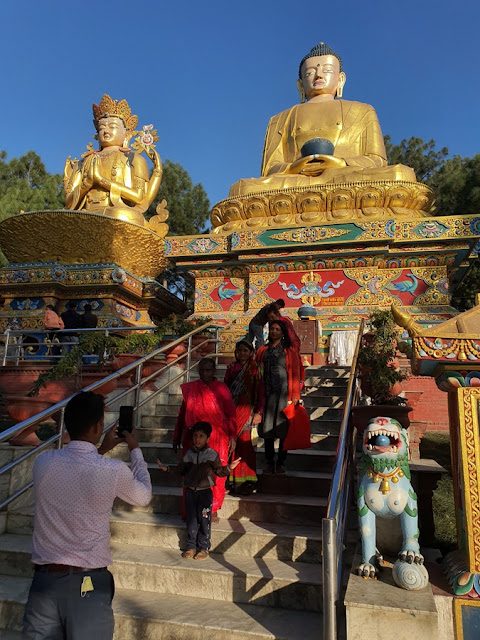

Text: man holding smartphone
xmin=23 ymin=391 xmax=152 ymax=639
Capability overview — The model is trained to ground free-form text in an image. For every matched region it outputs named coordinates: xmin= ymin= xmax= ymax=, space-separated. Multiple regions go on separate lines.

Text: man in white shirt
xmin=22 ymin=391 xmax=152 ymax=639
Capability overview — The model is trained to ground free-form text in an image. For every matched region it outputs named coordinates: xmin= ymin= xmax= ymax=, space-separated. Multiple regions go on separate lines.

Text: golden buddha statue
xmin=64 ymin=94 xmax=168 ymax=232
xmin=211 ymin=43 xmax=434 ymax=233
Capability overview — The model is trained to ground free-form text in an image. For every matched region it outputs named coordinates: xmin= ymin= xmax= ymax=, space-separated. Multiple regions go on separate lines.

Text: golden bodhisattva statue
xmin=211 ymin=43 xmax=434 ymax=233
xmin=64 ymin=94 xmax=168 ymax=233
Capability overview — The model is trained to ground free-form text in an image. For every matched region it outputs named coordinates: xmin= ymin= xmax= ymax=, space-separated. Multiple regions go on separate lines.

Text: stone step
xmin=106 ymin=442 xmax=336 ymax=472
xmin=0 ymin=535 xmax=322 ymax=612
xmin=302 ymin=394 xmax=345 ymax=408
xmin=5 ymin=508 xmax=323 ymax=563
xmin=136 ymin=425 xmax=339 ymax=449
xmin=109 ymin=544 xmax=322 ymax=612
xmin=115 ymin=486 xmax=328 ymax=525
xmin=0 ymin=575 xmax=322 ymax=639
xmin=143 ymin=413 xmax=344 ymax=432
xmin=110 ymin=511 xmax=322 ymax=563
xmin=302 ymin=384 xmax=349 ymax=396
xmin=145 ymin=462 xmax=332 ymax=496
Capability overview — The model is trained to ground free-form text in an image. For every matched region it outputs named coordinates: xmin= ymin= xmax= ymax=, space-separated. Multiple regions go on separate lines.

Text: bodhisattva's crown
xmin=92 ymin=94 xmax=139 ymax=131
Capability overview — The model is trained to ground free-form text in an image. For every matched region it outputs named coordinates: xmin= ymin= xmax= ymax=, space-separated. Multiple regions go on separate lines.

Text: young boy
xmin=157 ymin=421 xmax=240 ymax=560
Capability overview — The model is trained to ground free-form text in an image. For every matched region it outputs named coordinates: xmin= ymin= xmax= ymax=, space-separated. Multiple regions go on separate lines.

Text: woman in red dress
xmin=256 ymin=320 xmax=302 ymax=474
xmin=173 ymin=358 xmax=237 ymax=521
xmin=224 ymin=339 xmax=264 ymax=495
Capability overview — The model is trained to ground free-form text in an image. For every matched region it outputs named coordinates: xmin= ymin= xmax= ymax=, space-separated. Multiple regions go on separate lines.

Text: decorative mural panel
xmin=248 ymin=267 xmax=448 ymax=311
xmin=194 ymin=277 xmax=246 ymax=314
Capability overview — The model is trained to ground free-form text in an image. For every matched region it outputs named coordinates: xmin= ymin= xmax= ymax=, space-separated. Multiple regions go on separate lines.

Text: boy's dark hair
xmin=191 ymin=421 xmax=212 ymax=437
xmin=64 ymin=391 xmax=105 ymax=439
xmin=67 ymin=301 xmax=78 ymax=310
xmin=266 ymin=303 xmax=280 ymax=316
xmin=275 ymin=298 xmax=285 ymax=308
xmin=84 ymin=304 xmax=93 ymax=313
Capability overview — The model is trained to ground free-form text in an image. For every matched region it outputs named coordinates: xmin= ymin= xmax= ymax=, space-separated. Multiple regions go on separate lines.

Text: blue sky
xmin=2 ymin=0 xmax=479 ymax=210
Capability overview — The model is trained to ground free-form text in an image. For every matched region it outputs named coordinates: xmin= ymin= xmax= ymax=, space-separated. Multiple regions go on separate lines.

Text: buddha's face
xmin=301 ymin=54 xmax=345 ymax=101
xmin=97 ymin=116 xmax=127 ymax=148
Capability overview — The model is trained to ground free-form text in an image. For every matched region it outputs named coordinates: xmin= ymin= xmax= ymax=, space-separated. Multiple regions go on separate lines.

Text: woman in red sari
xmin=224 ymin=339 xmax=264 ymax=495
xmin=173 ymin=358 xmax=237 ymax=521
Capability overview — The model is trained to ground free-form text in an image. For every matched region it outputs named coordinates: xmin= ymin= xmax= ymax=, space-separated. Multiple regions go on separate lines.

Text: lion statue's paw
xmin=398 ymin=548 xmax=424 ymax=565
xmin=357 ymin=562 xmax=378 ymax=579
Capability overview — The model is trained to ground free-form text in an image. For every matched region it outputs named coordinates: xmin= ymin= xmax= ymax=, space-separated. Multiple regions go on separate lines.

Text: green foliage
xmin=420 ymin=432 xmax=456 ymax=547
xmin=0 ymin=150 xmax=64 ymax=220
xmin=147 ymin=159 xmax=210 ymax=236
xmin=384 ymin=135 xmax=448 ymax=183
xmin=357 ymin=310 xmax=406 ymax=404
xmin=156 ymin=313 xmax=212 ymax=338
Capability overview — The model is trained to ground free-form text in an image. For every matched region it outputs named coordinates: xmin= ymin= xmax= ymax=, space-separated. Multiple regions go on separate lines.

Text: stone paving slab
xmin=110 ymin=543 xmax=322 ymax=611
xmin=0 ymin=575 xmax=323 ymax=639
xmin=110 ymin=510 xmax=322 ymax=562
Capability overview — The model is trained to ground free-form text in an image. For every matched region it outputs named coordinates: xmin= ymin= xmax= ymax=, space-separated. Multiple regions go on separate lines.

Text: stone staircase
xmin=0 ymin=365 xmax=350 ymax=639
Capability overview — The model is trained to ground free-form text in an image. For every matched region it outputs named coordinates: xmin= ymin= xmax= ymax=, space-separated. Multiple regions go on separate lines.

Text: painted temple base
xmin=167 ymin=214 xmax=480 ymax=355
xmin=210 ymin=180 xmax=434 ymax=234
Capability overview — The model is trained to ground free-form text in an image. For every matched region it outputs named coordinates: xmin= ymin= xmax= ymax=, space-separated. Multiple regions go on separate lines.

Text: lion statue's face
xmin=362 ymin=416 xmax=408 ymax=461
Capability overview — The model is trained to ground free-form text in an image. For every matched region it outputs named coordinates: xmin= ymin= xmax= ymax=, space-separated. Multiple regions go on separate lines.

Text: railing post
xmin=322 ymin=517 xmax=338 ymax=640
xmin=57 ymin=407 xmax=66 ymax=449
xmin=214 ymin=327 xmax=219 ymax=367
xmin=186 ymin=335 xmax=192 ymax=383
xmin=133 ymin=363 xmax=143 ymax=429
xmin=2 ymin=329 xmax=10 ymax=366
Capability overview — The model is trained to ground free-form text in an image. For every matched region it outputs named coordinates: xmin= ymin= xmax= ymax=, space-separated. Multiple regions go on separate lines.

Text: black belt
xmin=35 ymin=564 xmax=107 ymax=574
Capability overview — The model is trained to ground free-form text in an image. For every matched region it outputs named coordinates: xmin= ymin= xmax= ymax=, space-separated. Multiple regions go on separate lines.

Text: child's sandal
xmin=194 ymin=549 xmax=209 ymax=561
xmin=182 ymin=549 xmax=196 ymax=559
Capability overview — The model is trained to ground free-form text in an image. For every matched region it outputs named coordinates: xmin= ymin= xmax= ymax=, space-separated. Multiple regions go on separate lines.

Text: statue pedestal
xmin=166 ymin=214 xmax=480 ymax=354
xmin=0 ymin=210 xmax=184 ymax=330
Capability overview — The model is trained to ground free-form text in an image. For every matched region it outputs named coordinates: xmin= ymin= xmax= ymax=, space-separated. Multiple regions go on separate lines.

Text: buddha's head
xmin=297 ymin=42 xmax=346 ymax=103
xmin=92 ymin=94 xmax=138 ymax=149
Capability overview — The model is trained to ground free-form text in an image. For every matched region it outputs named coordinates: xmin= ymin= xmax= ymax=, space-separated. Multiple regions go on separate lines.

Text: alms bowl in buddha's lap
xmin=300 ymin=138 xmax=334 ymax=157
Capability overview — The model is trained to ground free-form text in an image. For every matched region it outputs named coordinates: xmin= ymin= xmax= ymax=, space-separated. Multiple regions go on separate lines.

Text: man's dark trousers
xmin=185 ymin=487 xmax=213 ymax=550
xmin=22 ymin=567 xmax=114 ymax=639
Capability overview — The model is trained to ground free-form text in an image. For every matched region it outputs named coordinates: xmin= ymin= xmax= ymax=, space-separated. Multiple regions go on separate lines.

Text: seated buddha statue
xmin=212 ymin=42 xmax=433 ymax=232
xmin=64 ymin=94 xmax=166 ymax=229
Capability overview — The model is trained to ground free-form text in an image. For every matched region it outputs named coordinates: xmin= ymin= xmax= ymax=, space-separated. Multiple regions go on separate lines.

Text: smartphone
xmin=117 ymin=406 xmax=134 ymax=438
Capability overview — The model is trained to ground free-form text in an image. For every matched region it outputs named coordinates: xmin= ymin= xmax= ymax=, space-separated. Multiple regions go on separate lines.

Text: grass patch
xmin=420 ymin=431 xmax=457 ymax=549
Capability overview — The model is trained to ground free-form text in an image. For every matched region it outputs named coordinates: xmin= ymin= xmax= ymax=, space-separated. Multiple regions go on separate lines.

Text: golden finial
xmin=92 ymin=94 xmax=138 ymax=131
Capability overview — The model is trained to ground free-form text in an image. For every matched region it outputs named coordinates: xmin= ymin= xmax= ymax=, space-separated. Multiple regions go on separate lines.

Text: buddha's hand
xmin=91 ymin=156 xmax=111 ymax=189
xmin=287 ymin=154 xmax=347 ymax=176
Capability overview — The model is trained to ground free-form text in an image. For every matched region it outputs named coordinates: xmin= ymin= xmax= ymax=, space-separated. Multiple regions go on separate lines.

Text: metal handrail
xmin=0 ymin=321 xmax=224 ymax=510
xmin=322 ymin=319 xmax=364 ymax=640
xmin=1 ymin=326 xmax=158 ymax=366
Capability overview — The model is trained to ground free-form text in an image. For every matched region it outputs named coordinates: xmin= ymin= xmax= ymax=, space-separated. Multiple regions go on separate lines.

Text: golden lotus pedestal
xmin=210 ymin=180 xmax=435 ymax=234
xmin=0 ymin=210 xmax=184 ymax=330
